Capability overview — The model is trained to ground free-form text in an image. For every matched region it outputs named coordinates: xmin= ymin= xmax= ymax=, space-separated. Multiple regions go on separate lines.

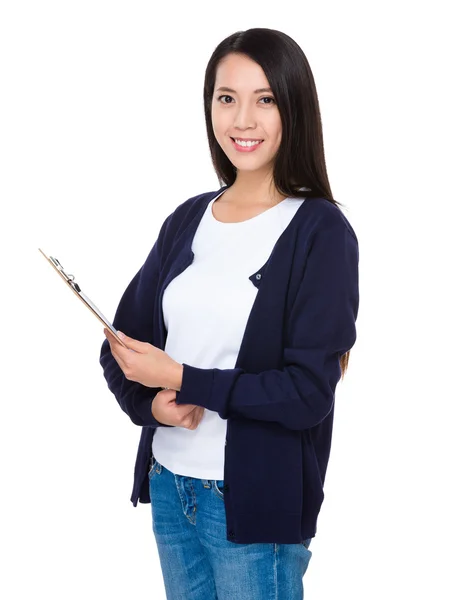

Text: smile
xmin=231 ymin=138 xmax=264 ymax=152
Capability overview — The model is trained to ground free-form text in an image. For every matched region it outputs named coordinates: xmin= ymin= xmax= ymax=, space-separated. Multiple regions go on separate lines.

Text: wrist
xmin=165 ymin=362 xmax=184 ymax=391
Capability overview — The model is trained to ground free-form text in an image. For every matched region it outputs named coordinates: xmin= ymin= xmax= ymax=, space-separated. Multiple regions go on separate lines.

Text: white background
xmin=1 ymin=1 xmax=450 ymax=598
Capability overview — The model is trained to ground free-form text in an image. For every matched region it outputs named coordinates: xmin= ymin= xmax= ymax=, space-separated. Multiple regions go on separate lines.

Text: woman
xmin=100 ymin=27 xmax=359 ymax=600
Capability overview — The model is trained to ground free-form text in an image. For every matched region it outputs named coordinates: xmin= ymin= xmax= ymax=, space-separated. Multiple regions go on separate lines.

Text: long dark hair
xmin=203 ymin=28 xmax=352 ymax=378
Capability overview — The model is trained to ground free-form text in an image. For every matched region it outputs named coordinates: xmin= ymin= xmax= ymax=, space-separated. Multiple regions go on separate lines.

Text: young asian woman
xmin=100 ymin=27 xmax=359 ymax=600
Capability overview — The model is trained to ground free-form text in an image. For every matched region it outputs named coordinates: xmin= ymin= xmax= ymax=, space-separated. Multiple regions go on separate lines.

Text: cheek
xmin=266 ymin=125 xmax=282 ymax=153
xmin=212 ymin=118 xmax=231 ymax=153
xmin=211 ymin=109 xmax=228 ymax=135
xmin=268 ymin=115 xmax=282 ymax=141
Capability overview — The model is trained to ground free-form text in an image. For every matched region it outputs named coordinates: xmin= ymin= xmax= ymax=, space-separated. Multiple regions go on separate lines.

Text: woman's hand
xmin=152 ymin=388 xmax=205 ymax=430
xmin=104 ymin=329 xmax=183 ymax=390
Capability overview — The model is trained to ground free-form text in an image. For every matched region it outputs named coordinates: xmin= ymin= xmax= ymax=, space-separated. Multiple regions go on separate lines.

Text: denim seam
xmin=273 ymin=543 xmax=279 ymax=600
xmin=190 ymin=478 xmax=197 ymax=523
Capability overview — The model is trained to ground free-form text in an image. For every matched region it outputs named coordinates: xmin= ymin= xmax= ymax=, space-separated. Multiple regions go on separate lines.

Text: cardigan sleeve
xmin=175 ymin=220 xmax=359 ymax=431
xmin=99 ymin=214 xmax=175 ymax=428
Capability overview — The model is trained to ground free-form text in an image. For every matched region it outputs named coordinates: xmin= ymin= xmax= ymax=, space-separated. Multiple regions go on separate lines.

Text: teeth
xmin=234 ymin=139 xmax=262 ymax=147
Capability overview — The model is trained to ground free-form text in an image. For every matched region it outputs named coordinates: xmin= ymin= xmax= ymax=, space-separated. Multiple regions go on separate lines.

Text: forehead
xmin=215 ymin=53 xmax=271 ymax=90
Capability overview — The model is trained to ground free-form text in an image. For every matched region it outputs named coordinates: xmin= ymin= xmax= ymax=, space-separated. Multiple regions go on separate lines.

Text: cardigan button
xmin=223 ymin=484 xmax=229 ymax=492
xmin=228 ymin=529 xmax=235 ymax=538
xmin=255 ymin=273 xmax=261 ymax=280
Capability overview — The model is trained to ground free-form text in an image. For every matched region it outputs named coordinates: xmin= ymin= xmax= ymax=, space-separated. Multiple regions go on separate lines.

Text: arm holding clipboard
xmin=39 ymin=244 xmax=203 ymax=430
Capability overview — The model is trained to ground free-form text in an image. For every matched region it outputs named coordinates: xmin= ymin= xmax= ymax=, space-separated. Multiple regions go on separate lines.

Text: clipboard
xmin=38 ymin=248 xmax=128 ymax=348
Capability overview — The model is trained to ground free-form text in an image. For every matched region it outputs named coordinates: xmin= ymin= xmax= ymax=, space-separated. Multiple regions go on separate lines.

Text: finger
xmin=105 ymin=329 xmax=134 ymax=355
xmin=116 ymin=331 xmax=148 ymax=353
xmin=104 ymin=329 xmax=121 ymax=346
xmin=196 ymin=408 xmax=205 ymax=427
xmin=180 ymin=410 xmax=194 ymax=429
xmin=109 ymin=343 xmax=128 ymax=373
xmin=105 ymin=330 xmax=122 ymax=351
xmin=183 ymin=407 xmax=203 ymax=430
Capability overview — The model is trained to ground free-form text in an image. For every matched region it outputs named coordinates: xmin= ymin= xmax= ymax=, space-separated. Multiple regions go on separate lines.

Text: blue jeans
xmin=148 ymin=459 xmax=313 ymax=600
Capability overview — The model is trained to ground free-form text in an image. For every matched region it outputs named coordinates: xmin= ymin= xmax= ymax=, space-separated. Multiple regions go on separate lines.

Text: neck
xmin=226 ymin=169 xmax=284 ymax=206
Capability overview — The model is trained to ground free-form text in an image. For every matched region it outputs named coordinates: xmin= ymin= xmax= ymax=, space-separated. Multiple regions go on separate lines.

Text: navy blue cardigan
xmin=99 ymin=185 xmax=359 ymax=544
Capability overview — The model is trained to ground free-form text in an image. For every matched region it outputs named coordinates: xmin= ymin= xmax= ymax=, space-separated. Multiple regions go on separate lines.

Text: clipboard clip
xmin=49 ymin=256 xmax=81 ymax=293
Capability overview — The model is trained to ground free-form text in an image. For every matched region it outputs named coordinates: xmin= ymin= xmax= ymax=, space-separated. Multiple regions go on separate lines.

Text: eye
xmin=259 ymin=97 xmax=276 ymax=105
xmin=216 ymin=95 xmax=276 ymax=105
xmin=217 ymin=94 xmax=234 ymax=104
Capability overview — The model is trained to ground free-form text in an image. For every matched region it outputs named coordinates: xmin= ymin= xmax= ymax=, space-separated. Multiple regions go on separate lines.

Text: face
xmin=211 ymin=53 xmax=282 ymax=176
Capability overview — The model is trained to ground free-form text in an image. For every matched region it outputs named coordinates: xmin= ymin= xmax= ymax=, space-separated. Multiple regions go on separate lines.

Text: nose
xmin=233 ymin=102 xmax=257 ymax=130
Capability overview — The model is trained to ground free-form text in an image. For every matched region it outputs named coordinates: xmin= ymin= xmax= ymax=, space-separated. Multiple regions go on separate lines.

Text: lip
xmin=230 ymin=137 xmax=264 ymax=153
xmin=231 ymin=137 xmax=263 ymax=142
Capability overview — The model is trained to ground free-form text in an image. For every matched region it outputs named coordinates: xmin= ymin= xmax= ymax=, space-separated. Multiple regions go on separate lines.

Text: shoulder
xmin=164 ymin=187 xmax=224 ymax=226
xmin=301 ymin=197 xmax=358 ymax=244
xmin=156 ymin=187 xmax=225 ymax=251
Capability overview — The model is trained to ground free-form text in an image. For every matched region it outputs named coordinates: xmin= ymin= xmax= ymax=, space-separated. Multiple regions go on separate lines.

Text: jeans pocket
xmin=148 ymin=458 xmax=159 ymax=481
xmin=213 ymin=480 xmax=224 ymax=500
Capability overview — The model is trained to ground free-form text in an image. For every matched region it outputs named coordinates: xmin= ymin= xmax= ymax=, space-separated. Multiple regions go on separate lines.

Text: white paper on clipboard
xmin=38 ymin=248 xmax=128 ymax=348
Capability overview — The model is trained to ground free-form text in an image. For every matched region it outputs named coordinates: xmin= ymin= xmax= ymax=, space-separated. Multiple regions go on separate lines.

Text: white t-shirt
xmin=152 ymin=189 xmax=306 ymax=479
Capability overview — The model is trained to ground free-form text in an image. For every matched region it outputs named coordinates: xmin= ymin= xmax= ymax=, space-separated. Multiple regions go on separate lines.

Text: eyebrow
xmin=215 ymin=86 xmax=273 ymax=94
